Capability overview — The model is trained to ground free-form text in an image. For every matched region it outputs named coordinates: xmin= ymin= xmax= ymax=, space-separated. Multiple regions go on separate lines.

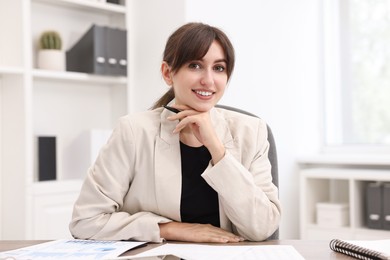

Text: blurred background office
xmin=1 ymin=0 xmax=389 ymax=240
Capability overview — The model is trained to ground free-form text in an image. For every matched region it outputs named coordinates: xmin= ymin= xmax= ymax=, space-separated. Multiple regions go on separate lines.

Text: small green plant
xmin=39 ymin=31 xmax=62 ymax=50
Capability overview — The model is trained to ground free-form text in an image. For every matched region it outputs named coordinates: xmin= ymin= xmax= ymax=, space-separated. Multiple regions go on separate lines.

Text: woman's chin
xmin=193 ymin=105 xmax=214 ymax=112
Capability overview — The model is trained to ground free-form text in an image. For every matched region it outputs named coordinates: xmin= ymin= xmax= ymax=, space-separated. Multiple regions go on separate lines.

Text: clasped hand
xmin=167 ymin=105 xmax=225 ymax=164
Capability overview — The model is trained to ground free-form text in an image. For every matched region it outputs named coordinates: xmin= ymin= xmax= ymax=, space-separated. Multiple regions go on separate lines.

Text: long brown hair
xmin=151 ymin=22 xmax=235 ymax=109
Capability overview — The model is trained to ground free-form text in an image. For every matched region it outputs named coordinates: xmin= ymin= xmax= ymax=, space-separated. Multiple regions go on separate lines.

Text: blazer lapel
xmin=210 ymin=108 xmax=235 ymax=151
xmin=154 ymin=108 xmax=182 ymax=221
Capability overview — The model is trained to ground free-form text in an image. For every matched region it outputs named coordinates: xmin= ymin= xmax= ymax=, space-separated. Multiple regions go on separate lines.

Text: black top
xmin=180 ymin=142 xmax=220 ymax=227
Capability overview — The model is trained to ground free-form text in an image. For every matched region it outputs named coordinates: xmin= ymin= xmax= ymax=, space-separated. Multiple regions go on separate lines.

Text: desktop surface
xmin=0 ymin=239 xmax=354 ymax=259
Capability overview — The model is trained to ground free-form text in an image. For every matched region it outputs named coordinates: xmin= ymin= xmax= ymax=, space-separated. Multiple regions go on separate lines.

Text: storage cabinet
xmin=32 ymin=180 xmax=83 ymax=239
xmin=0 ymin=0 xmax=129 ymax=239
xmin=299 ymin=155 xmax=390 ymax=240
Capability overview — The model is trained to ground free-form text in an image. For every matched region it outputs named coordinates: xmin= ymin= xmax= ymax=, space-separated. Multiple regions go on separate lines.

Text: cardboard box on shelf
xmin=316 ymin=202 xmax=349 ymax=228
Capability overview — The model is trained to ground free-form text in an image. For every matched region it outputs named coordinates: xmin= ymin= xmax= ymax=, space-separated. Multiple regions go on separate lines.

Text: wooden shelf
xmin=301 ymin=168 xmax=390 ymax=180
xmin=32 ymin=0 xmax=126 ymax=14
xmin=297 ymin=154 xmax=390 ymax=166
xmin=32 ymin=69 xmax=127 ymax=84
xmin=307 ymin=224 xmax=351 ymax=230
xmin=0 ymin=66 xmax=24 ymax=75
xmin=32 ymin=179 xmax=83 ymax=194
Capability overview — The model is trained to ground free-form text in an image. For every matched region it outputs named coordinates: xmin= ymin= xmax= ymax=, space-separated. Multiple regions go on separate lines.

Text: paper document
xmin=346 ymin=239 xmax=390 ymax=255
xmin=113 ymin=243 xmax=305 ymax=260
xmin=0 ymin=239 xmax=146 ymax=260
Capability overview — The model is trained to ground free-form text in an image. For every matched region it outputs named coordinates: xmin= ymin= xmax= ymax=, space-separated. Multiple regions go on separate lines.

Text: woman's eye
xmin=214 ymin=65 xmax=225 ymax=72
xmin=188 ymin=63 xmax=201 ymax=69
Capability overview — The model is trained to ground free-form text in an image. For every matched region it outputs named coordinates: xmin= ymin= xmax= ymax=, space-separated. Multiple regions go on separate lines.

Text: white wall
xmin=127 ymin=0 xmax=186 ymax=112
xmin=130 ymin=0 xmax=323 ymax=239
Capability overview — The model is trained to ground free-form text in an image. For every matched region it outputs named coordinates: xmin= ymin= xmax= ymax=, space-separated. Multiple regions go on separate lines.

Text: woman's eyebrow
xmin=215 ymin=59 xmax=227 ymax=63
xmin=198 ymin=58 xmax=227 ymax=63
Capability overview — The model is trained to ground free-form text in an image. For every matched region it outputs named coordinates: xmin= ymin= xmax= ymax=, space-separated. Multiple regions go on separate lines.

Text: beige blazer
xmin=69 ymin=106 xmax=281 ymax=242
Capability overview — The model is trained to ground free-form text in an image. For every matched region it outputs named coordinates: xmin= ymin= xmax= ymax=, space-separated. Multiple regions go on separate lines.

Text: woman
xmin=70 ymin=22 xmax=281 ymax=243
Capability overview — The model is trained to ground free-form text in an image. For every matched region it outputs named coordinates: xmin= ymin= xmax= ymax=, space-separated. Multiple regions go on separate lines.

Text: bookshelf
xmin=33 ymin=0 xmax=127 ymax=14
xmin=0 ymin=67 xmax=24 ymax=75
xmin=0 ymin=0 xmax=129 ymax=239
xmin=32 ymin=69 xmax=127 ymax=84
xmin=299 ymin=155 xmax=390 ymax=240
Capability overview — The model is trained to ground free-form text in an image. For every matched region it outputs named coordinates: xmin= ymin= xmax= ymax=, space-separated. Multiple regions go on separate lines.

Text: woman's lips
xmin=192 ymin=89 xmax=214 ymax=99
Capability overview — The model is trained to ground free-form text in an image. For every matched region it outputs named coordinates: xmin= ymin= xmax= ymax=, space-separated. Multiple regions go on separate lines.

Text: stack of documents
xmin=0 ymin=239 xmax=145 ymax=260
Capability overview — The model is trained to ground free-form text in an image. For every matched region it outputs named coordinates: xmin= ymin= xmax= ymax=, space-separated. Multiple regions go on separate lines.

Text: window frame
xmin=321 ymin=0 xmax=390 ymax=154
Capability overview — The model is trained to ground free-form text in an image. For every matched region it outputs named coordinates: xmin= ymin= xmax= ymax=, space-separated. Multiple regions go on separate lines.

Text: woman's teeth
xmin=195 ymin=90 xmax=212 ymax=96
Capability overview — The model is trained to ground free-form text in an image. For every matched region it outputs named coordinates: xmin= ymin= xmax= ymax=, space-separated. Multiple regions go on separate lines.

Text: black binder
xmin=383 ymin=183 xmax=390 ymax=230
xmin=66 ymin=25 xmax=127 ymax=76
xmin=106 ymin=27 xmax=127 ymax=76
xmin=107 ymin=0 xmax=120 ymax=4
xmin=38 ymin=136 xmax=57 ymax=181
xmin=66 ymin=25 xmax=107 ymax=75
xmin=366 ymin=182 xmax=383 ymax=229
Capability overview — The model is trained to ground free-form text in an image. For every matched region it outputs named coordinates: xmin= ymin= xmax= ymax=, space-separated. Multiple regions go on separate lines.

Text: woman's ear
xmin=161 ymin=62 xmax=173 ymax=86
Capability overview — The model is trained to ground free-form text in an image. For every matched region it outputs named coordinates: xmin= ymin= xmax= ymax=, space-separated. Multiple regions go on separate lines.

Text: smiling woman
xmin=69 ymin=22 xmax=281 ymax=243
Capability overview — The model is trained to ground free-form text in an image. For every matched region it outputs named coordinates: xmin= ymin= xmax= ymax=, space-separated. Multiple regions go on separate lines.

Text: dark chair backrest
xmin=216 ymin=104 xmax=279 ymax=240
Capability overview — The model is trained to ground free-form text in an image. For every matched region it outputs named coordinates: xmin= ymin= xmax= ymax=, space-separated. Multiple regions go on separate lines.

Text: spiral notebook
xmin=329 ymin=239 xmax=390 ymax=260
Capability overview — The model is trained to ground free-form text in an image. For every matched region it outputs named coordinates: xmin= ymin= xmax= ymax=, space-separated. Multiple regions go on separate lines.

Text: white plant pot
xmin=37 ymin=50 xmax=65 ymax=71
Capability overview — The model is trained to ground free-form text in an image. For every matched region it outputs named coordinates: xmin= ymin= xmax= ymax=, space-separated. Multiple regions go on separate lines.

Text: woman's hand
xmin=159 ymin=222 xmax=244 ymax=243
xmin=167 ymin=105 xmax=225 ymax=164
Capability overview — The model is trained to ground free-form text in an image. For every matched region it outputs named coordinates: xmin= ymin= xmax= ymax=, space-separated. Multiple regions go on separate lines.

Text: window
xmin=323 ymin=0 xmax=390 ymax=149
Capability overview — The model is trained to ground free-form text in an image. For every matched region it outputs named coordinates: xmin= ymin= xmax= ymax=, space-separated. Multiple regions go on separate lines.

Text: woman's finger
xmin=172 ymin=116 xmax=197 ymax=133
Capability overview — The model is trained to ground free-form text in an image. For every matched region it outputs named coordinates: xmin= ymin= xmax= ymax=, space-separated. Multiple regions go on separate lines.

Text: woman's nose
xmin=200 ymin=69 xmax=214 ymax=86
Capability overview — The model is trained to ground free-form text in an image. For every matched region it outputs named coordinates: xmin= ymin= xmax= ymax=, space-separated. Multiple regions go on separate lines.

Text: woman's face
xmin=164 ymin=41 xmax=228 ymax=112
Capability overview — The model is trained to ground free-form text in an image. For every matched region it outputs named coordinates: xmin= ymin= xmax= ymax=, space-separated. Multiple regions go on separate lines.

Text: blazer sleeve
xmin=69 ymin=117 xmax=171 ymax=242
xmin=201 ymin=119 xmax=281 ymax=241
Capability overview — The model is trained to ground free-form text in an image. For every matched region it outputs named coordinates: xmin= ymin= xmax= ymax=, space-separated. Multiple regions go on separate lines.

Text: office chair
xmin=216 ymin=104 xmax=279 ymax=240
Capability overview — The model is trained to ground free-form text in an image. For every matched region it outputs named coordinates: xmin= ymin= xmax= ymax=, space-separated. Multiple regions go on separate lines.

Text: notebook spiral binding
xmin=329 ymin=239 xmax=385 ymax=260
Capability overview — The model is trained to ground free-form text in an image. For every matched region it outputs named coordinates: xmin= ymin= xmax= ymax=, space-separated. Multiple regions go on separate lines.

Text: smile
xmin=193 ymin=90 xmax=214 ymax=96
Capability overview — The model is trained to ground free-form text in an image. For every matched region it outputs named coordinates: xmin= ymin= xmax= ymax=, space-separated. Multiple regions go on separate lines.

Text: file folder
xmin=107 ymin=0 xmax=121 ymax=4
xmin=38 ymin=136 xmax=57 ymax=181
xmin=366 ymin=182 xmax=382 ymax=229
xmin=106 ymin=27 xmax=127 ymax=76
xmin=383 ymin=183 xmax=390 ymax=230
xmin=66 ymin=25 xmax=107 ymax=75
xmin=66 ymin=25 xmax=127 ymax=76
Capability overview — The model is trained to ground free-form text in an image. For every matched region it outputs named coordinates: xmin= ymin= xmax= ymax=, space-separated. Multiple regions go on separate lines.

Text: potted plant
xmin=37 ymin=30 xmax=65 ymax=71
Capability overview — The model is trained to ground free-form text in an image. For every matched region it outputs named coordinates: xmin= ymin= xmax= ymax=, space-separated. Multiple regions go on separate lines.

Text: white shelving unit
xmin=34 ymin=0 xmax=127 ymax=14
xmin=0 ymin=0 xmax=129 ymax=239
xmin=299 ymin=155 xmax=390 ymax=240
